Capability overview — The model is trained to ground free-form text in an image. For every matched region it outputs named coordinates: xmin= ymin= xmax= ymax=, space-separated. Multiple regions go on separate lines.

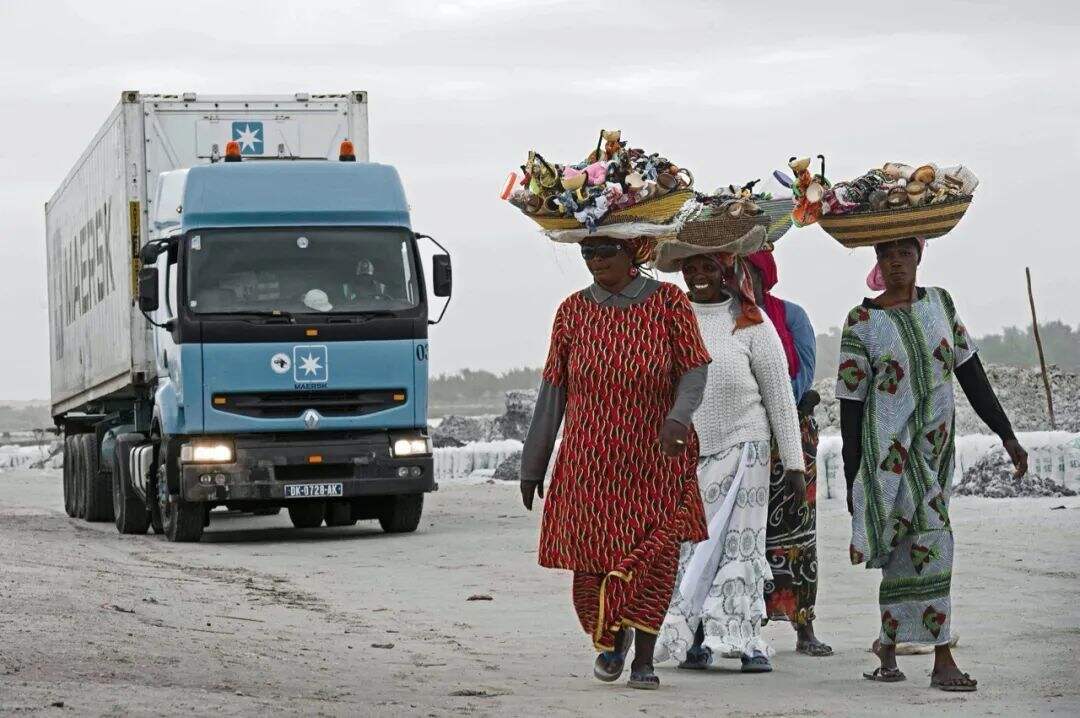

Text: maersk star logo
xmin=231 ymin=121 xmax=264 ymax=155
xmin=292 ymin=345 xmax=328 ymax=384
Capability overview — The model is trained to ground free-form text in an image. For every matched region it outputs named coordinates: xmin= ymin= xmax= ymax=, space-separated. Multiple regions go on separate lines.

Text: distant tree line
xmin=430 ymin=367 xmax=542 ymax=415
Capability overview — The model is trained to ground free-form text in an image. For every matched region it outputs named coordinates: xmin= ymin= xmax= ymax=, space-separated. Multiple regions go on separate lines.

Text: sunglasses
xmin=580 ymin=243 xmax=624 ymax=261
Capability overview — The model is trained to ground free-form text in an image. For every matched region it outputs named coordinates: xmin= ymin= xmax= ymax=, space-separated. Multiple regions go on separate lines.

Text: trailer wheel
xmin=160 ymin=490 xmax=205 ymax=542
xmin=378 ymin=494 xmax=424 ymax=534
xmin=112 ymin=434 xmax=149 ymax=535
xmin=72 ymin=434 xmax=87 ymax=519
xmin=287 ymin=502 xmax=325 ymax=528
xmin=324 ymin=501 xmax=356 ymax=527
xmin=62 ymin=434 xmax=76 ymax=517
xmin=81 ymin=434 xmax=113 ymax=522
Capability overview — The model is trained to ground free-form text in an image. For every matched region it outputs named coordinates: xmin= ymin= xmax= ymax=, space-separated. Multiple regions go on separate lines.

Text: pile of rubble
xmin=955 ymin=448 xmax=1077 ymax=498
xmin=812 ymin=363 xmax=1080 ymax=434
xmin=432 ymin=390 xmax=537 ymax=448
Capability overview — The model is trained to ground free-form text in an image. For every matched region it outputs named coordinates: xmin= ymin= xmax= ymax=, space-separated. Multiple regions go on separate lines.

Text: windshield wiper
xmin=206 ymin=310 xmax=295 ymax=323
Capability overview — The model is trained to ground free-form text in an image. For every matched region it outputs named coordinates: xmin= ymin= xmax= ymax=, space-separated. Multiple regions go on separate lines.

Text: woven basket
xmin=676 ymin=208 xmax=769 ymax=248
xmin=818 ymin=195 xmax=973 ymax=248
xmin=757 ymin=198 xmax=795 ymax=246
xmin=526 ymin=188 xmax=694 ymax=231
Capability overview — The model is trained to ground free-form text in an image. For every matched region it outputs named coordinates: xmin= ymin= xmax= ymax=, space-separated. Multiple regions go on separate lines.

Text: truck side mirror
xmin=138 ymin=267 xmax=160 ymax=312
xmin=432 ymin=254 xmax=452 ymax=297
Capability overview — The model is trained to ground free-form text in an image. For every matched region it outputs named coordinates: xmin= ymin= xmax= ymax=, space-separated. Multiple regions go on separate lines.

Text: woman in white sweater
xmin=653 ymin=248 xmax=806 ymax=674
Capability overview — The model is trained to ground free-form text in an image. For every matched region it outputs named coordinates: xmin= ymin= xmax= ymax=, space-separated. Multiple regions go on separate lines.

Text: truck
xmin=45 ymin=91 xmax=451 ymax=541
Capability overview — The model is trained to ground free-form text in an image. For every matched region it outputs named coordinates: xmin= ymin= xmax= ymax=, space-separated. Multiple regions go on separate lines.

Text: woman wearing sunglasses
xmin=650 ymin=224 xmax=805 ymax=675
xmin=520 ymin=234 xmax=712 ymax=690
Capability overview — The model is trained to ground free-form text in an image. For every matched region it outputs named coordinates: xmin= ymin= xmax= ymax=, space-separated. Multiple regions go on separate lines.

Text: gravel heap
xmin=955 ymin=448 xmax=1077 ymax=498
xmin=432 ymin=390 xmax=538 ymax=448
xmin=813 ymin=363 xmax=1079 ymax=434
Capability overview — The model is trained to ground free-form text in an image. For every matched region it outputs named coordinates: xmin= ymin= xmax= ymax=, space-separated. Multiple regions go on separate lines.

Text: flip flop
xmin=740 ymin=651 xmax=773 ymax=673
xmin=931 ymin=671 xmax=978 ymax=692
xmin=797 ymin=638 xmax=834 ymax=657
xmin=627 ymin=668 xmax=660 ymax=690
xmin=593 ymin=628 xmax=634 ymax=682
xmin=677 ymin=645 xmax=713 ymax=670
xmin=863 ymin=666 xmax=906 ymax=682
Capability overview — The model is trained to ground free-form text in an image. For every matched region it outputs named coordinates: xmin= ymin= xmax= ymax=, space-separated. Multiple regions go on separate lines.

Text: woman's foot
xmin=864 ymin=639 xmax=905 ymax=682
xmin=593 ymin=628 xmax=633 ymax=682
xmin=740 ymin=650 xmax=773 ymax=673
xmin=796 ymin=622 xmax=833 ymax=657
xmin=628 ymin=630 xmax=661 ymax=689
xmin=931 ymin=644 xmax=977 ymax=692
xmin=678 ymin=645 xmax=713 ymax=670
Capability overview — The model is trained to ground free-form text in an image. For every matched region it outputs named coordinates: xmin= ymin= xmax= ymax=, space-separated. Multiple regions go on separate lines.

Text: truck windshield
xmin=185 ymin=228 xmax=419 ymax=316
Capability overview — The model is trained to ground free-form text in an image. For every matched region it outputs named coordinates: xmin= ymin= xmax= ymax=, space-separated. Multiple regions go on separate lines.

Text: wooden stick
xmin=1026 ymin=267 xmax=1056 ymax=430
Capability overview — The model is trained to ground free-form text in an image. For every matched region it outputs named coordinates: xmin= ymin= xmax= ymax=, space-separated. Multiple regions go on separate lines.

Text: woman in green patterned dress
xmin=837 ymin=237 xmax=1027 ymax=691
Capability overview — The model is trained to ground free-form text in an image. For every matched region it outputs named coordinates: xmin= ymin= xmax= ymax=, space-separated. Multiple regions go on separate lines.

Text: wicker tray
xmin=818 ymin=195 xmax=973 ymax=248
xmin=757 ymin=198 xmax=794 ymax=246
xmin=676 ymin=208 xmax=769 ymax=248
xmin=526 ymin=189 xmax=694 ymax=231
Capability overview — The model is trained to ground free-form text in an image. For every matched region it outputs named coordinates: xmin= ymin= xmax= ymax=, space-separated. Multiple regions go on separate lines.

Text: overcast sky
xmin=1 ymin=1 xmax=1078 ymax=402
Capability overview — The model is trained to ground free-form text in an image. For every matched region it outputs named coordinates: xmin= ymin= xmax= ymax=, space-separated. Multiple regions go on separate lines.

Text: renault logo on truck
xmin=302 ymin=409 xmax=320 ymax=430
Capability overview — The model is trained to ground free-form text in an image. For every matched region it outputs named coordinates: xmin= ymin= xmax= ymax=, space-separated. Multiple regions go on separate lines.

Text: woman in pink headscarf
xmin=744 ymin=250 xmax=833 ymax=657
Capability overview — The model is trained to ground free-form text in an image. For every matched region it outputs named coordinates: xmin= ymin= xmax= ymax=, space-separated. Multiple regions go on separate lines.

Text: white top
xmin=691 ymin=299 xmax=805 ymax=471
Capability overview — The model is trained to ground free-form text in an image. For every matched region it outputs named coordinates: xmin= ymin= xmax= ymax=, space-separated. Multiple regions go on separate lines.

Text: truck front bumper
xmin=180 ymin=432 xmax=435 ymax=503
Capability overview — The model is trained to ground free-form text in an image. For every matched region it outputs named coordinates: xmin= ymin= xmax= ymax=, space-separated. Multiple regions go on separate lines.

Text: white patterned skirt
xmin=654 ymin=440 xmax=774 ymax=664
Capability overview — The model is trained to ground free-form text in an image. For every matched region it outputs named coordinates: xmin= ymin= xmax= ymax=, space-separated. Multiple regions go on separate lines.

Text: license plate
xmin=284 ymin=482 xmax=343 ymax=498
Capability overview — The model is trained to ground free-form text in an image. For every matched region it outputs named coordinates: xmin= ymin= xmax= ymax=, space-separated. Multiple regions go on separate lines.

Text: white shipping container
xmin=45 ymin=91 xmax=370 ymax=417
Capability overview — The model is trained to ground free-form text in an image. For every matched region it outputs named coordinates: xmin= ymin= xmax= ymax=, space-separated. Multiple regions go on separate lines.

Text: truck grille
xmin=212 ymin=389 xmax=406 ymax=418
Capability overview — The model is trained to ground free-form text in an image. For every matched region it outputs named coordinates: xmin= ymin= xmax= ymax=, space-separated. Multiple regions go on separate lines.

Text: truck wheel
xmin=287 ymin=502 xmax=325 ymax=528
xmin=324 ymin=501 xmax=356 ymax=527
xmin=72 ymin=434 xmax=87 ymax=519
xmin=112 ymin=434 xmax=149 ymax=534
xmin=160 ymin=491 xmax=205 ymax=542
xmin=81 ymin=434 xmax=113 ymax=522
xmin=378 ymin=494 xmax=424 ymax=534
xmin=62 ymin=435 xmax=76 ymax=517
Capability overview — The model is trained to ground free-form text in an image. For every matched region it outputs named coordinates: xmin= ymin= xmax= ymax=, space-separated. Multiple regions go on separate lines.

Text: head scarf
xmin=745 ymin=250 xmax=799 ymax=379
xmin=866 ymin=237 xmax=925 ymax=291
xmin=702 ymin=253 xmax=763 ymax=331
xmin=615 ymin=236 xmax=659 ymax=267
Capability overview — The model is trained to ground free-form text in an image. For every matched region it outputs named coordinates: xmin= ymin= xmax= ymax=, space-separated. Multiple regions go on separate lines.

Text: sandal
xmin=677 ymin=645 xmax=712 ymax=671
xmin=627 ymin=667 xmax=660 ymax=690
xmin=740 ymin=651 xmax=773 ymax=673
xmin=863 ymin=666 xmax=906 ymax=682
xmin=797 ymin=638 xmax=834 ymax=657
xmin=931 ymin=671 xmax=977 ymax=692
xmin=592 ymin=628 xmax=634 ymax=682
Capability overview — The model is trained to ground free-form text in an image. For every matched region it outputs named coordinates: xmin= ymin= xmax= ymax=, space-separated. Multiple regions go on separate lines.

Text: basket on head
xmin=527 ymin=189 xmax=695 ymax=232
xmin=818 ymin=195 xmax=973 ymax=248
xmin=756 ymin=198 xmax=795 ymax=246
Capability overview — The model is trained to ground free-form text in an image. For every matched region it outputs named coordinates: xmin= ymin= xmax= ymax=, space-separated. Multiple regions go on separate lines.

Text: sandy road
xmin=0 ymin=470 xmax=1078 ymax=717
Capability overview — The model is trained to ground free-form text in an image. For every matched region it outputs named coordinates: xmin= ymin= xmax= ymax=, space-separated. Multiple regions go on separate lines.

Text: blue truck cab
xmin=122 ymin=150 xmax=450 ymax=541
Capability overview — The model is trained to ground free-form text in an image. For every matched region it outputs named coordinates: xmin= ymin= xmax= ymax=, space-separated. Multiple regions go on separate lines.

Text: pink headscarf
xmin=866 ymin=238 xmax=926 ymax=291
xmin=746 ymin=251 xmax=799 ymax=379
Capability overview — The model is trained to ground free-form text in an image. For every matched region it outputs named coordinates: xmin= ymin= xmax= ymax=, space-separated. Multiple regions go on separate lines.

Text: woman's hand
xmin=659 ymin=419 xmax=690 ymax=457
xmin=785 ymin=470 xmax=807 ymax=506
xmin=520 ymin=479 xmax=544 ymax=511
xmin=1003 ymin=438 xmax=1028 ymax=479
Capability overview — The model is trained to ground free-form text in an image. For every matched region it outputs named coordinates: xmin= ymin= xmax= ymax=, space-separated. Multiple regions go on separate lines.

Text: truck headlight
xmin=180 ymin=440 xmax=235 ymax=463
xmin=391 ymin=435 xmax=431 ymax=457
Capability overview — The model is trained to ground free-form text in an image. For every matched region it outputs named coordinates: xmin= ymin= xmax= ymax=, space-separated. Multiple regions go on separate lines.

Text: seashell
xmin=726 ymin=201 xmax=745 ymax=218
xmin=906 ymin=180 xmax=927 ymax=207
xmin=805 ymin=181 xmax=825 ymax=203
xmin=912 ymin=164 xmax=936 ymax=184
xmin=625 ymin=171 xmax=646 ymax=190
xmin=656 ymin=172 xmax=679 ymax=191
xmin=561 ymin=172 xmax=587 ymax=192
xmin=887 ymin=186 xmax=908 ymax=207
xmin=881 ymin=162 xmax=915 ymax=181
xmin=789 ymin=157 xmax=811 ymax=173
xmin=868 ymin=189 xmax=889 ymax=211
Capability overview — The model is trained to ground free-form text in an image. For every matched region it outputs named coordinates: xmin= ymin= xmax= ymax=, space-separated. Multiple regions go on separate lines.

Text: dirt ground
xmin=1 ymin=470 xmax=1078 ymax=717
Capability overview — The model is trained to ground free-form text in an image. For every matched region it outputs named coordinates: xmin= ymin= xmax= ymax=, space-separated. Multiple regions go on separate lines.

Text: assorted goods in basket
xmin=501 ymin=130 xmax=694 ymax=234
xmin=775 ymin=156 xmax=979 ymax=247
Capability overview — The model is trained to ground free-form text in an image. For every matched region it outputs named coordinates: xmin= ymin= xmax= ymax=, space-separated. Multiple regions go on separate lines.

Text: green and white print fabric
xmin=837 ymin=286 xmax=973 ymax=645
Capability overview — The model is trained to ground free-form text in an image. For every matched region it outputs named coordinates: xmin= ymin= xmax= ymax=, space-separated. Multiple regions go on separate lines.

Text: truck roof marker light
xmin=339 ymin=140 xmax=356 ymax=162
xmin=224 ymin=141 xmax=242 ymax=162
xmin=306 ymin=328 xmax=318 ymax=337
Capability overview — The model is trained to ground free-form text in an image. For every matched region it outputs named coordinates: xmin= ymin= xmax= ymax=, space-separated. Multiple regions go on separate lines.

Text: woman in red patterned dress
xmin=520 ymin=235 xmax=711 ymax=690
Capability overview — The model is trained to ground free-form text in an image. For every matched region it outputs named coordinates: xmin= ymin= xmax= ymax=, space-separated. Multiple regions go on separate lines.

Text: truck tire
xmin=62 ymin=435 xmax=76 ymax=517
xmin=378 ymin=494 xmax=424 ymax=534
xmin=324 ymin=501 xmax=356 ymax=527
xmin=112 ymin=434 xmax=149 ymax=535
xmin=72 ymin=435 xmax=87 ymax=519
xmin=160 ymin=492 xmax=205 ymax=542
xmin=287 ymin=502 xmax=325 ymax=528
xmin=81 ymin=434 xmax=114 ymax=522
